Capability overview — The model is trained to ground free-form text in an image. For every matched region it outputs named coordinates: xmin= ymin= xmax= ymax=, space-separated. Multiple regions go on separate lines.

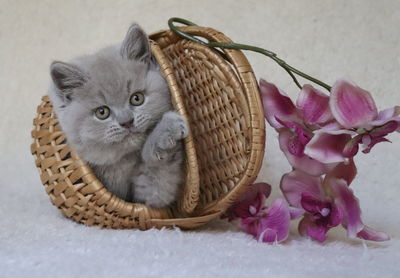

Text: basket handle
xmin=168 ymin=17 xmax=332 ymax=92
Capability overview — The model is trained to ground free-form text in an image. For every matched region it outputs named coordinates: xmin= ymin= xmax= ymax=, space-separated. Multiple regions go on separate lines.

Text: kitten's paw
xmin=153 ymin=148 xmax=169 ymax=161
xmin=156 ymin=112 xmax=189 ymax=151
xmin=142 ymin=111 xmax=188 ymax=163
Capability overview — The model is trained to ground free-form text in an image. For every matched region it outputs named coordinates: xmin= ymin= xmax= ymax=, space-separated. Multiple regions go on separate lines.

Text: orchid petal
xmin=239 ymin=182 xmax=272 ymax=204
xmin=325 ymin=159 xmax=357 ymax=186
xmin=289 ymin=207 xmax=305 ymax=220
xmin=297 ymin=84 xmax=334 ymax=125
xmin=329 ymin=178 xmax=364 ymax=238
xmin=320 ymin=120 xmax=344 ymax=131
xmin=279 ymin=130 xmax=335 ymax=176
xmin=306 ymin=224 xmax=328 ymax=242
xmin=368 ymin=106 xmax=400 ymax=127
xmin=240 ymin=217 xmax=259 ymax=237
xmin=298 ymin=215 xmax=328 ymax=242
xmin=304 ymin=130 xmax=353 ymax=163
xmin=328 ymin=204 xmax=343 ymax=227
xmin=343 ymin=135 xmax=362 ymax=158
xmin=357 ymin=225 xmax=390 ymax=242
xmin=259 ymin=79 xmax=300 ymax=128
xmin=370 ymin=121 xmax=398 ymax=137
xmin=257 ymin=228 xmax=279 ymax=243
xmin=257 ymin=198 xmax=291 ymax=243
xmin=362 ymin=134 xmax=372 ymax=146
xmin=330 ymin=79 xmax=378 ymax=128
xmin=361 ymin=137 xmax=391 ymax=154
xmin=377 ymin=106 xmax=400 ymax=120
xmin=280 ymin=170 xmax=324 ymax=208
xmin=298 ymin=215 xmax=311 ymax=237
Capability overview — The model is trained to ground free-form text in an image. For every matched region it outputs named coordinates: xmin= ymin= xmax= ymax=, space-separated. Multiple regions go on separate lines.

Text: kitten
xmin=48 ymin=24 xmax=188 ymax=207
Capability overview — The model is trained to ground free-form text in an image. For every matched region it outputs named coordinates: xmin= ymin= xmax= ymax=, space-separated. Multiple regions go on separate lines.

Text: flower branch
xmin=168 ymin=17 xmax=332 ymax=91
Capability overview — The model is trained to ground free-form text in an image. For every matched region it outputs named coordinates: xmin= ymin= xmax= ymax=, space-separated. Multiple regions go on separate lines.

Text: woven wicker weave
xmin=31 ymin=25 xmax=265 ymax=230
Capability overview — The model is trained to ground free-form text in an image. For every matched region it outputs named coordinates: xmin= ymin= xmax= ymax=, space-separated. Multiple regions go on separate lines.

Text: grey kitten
xmin=48 ymin=24 xmax=188 ymax=207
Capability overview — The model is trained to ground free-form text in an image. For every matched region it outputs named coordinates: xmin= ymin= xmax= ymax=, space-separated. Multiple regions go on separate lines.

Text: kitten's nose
xmin=119 ymin=119 xmax=134 ymax=129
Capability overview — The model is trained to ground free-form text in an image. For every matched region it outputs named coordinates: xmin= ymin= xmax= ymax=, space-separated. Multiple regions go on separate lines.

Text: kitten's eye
xmin=94 ymin=106 xmax=110 ymax=120
xmin=130 ymin=92 xmax=145 ymax=106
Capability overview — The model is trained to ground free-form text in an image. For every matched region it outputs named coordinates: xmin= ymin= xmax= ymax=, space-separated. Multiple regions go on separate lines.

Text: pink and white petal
xmin=257 ymin=228 xmax=279 ymax=243
xmin=289 ymin=207 xmax=305 ymax=220
xmin=377 ymin=106 xmax=400 ymax=120
xmin=259 ymin=79 xmax=300 ymax=128
xmin=298 ymin=216 xmax=328 ymax=242
xmin=297 ymin=84 xmax=334 ymax=125
xmin=279 ymin=130 xmax=336 ymax=176
xmin=280 ymin=170 xmax=324 ymax=208
xmin=325 ymin=159 xmax=357 ymax=186
xmin=319 ymin=120 xmax=344 ymax=131
xmin=304 ymin=130 xmax=353 ymax=163
xmin=330 ymin=79 xmax=378 ymax=128
xmin=258 ymin=198 xmax=291 ymax=243
xmin=367 ymin=106 xmax=400 ymax=128
xmin=329 ymin=178 xmax=364 ymax=238
xmin=357 ymin=225 xmax=390 ymax=242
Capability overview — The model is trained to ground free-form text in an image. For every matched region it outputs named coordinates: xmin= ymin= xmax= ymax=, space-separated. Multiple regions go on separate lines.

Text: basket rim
xmin=150 ymin=40 xmax=200 ymax=215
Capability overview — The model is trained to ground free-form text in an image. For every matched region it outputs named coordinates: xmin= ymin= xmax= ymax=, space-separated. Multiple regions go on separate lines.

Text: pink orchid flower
xmin=280 ymin=165 xmax=389 ymax=242
xmin=304 ymin=80 xmax=400 ymax=163
xmin=224 ymin=183 xmax=271 ymax=220
xmin=298 ymin=192 xmax=343 ymax=242
xmin=259 ymin=79 xmax=336 ymax=176
xmin=225 ymin=182 xmax=291 ymax=243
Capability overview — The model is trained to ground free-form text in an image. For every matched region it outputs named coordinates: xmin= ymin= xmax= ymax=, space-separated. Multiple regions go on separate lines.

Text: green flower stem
xmin=168 ymin=17 xmax=332 ymax=92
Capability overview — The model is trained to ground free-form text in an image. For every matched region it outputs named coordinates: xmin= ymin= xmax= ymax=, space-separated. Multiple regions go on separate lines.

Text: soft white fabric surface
xmin=1 ymin=0 xmax=399 ymax=277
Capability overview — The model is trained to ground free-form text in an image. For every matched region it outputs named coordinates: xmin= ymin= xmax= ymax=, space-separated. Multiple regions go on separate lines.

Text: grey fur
xmin=48 ymin=24 xmax=188 ymax=207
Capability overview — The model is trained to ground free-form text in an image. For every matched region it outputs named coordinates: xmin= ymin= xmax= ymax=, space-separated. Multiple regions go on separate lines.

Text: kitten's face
xmin=49 ymin=24 xmax=171 ymax=150
xmin=57 ymin=59 xmax=170 ymax=146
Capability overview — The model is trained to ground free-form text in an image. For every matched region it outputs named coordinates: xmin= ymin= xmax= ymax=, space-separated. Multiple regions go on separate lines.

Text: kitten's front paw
xmin=156 ymin=112 xmax=189 ymax=150
xmin=143 ymin=111 xmax=188 ymax=163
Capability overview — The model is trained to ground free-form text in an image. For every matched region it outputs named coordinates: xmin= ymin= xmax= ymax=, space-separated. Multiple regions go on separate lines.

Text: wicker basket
xmin=31 ymin=25 xmax=265 ymax=230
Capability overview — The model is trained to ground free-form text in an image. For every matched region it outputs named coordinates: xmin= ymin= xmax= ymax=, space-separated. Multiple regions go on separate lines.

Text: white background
xmin=0 ymin=0 xmax=399 ymax=277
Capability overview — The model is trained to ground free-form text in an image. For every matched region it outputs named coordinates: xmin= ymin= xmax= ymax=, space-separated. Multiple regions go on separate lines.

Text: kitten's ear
xmin=120 ymin=24 xmax=152 ymax=63
xmin=50 ymin=61 xmax=88 ymax=92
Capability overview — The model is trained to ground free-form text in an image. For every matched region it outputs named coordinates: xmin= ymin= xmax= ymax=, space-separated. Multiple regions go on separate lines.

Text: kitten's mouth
xmin=106 ymin=125 xmax=144 ymax=145
xmin=127 ymin=126 xmax=142 ymax=134
xmin=106 ymin=130 xmax=131 ymax=144
xmin=121 ymin=128 xmax=142 ymax=139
